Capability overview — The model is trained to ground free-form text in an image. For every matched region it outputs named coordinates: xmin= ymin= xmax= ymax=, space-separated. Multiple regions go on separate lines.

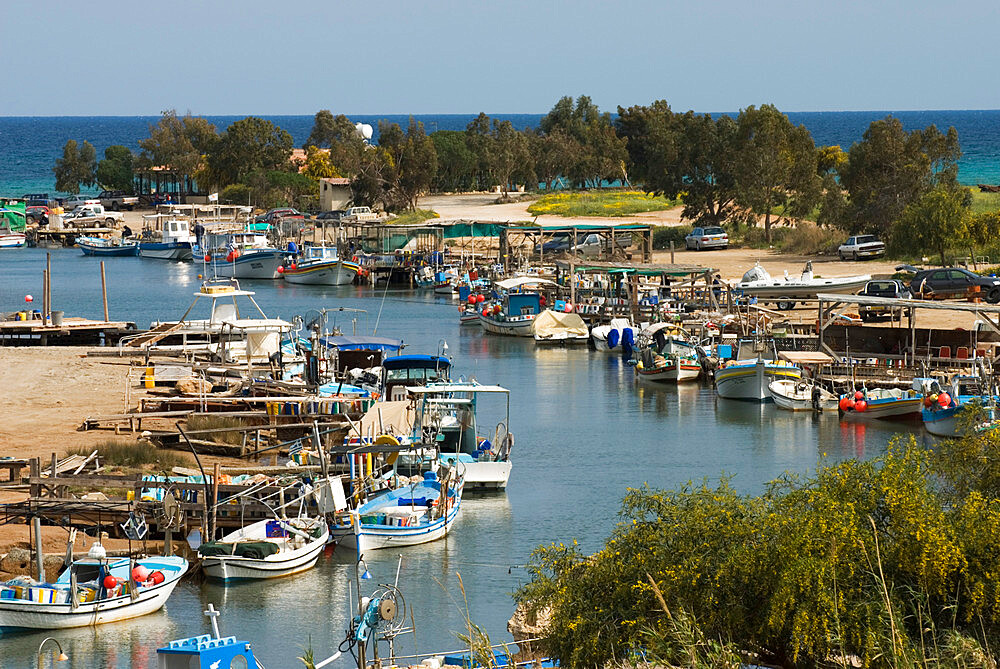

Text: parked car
xmin=254 ymin=208 xmax=305 ymax=224
xmin=858 ymin=279 xmax=911 ymax=321
xmin=315 ymin=210 xmax=345 ymax=221
xmin=23 ymin=193 xmax=54 ymax=207
xmin=684 ymin=226 xmax=728 ymax=250
xmin=838 ymin=235 xmax=885 ymax=260
xmin=59 ymin=195 xmax=93 ymax=210
xmin=63 ymin=203 xmax=124 ymax=227
xmin=97 ymin=190 xmax=139 ymax=210
xmin=26 ymin=205 xmax=50 ymax=224
xmin=341 ymin=206 xmax=378 ymax=222
xmin=910 ymin=267 xmax=1000 ymax=303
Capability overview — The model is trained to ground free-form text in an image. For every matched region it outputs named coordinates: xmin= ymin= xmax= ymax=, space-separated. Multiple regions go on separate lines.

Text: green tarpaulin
xmin=1 ymin=201 xmax=26 ymax=231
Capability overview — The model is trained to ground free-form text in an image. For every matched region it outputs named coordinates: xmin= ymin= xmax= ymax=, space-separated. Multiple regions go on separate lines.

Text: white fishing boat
xmin=839 ymin=387 xmax=923 ymax=420
xmin=138 ymin=216 xmax=194 ymax=261
xmin=198 ymin=516 xmax=329 ymax=581
xmin=591 ymin=318 xmax=634 ymax=352
xmin=479 ymin=277 xmax=558 ymax=337
xmin=202 ymin=231 xmax=283 ymax=280
xmin=281 ymin=245 xmax=360 ymax=285
xmin=768 ymin=379 xmax=839 ymax=411
xmin=0 ymin=224 xmax=26 ymax=248
xmin=714 ymin=339 xmax=801 ymax=401
xmin=634 ymin=328 xmax=701 ymax=383
xmin=736 ymin=261 xmax=870 ymax=308
xmin=0 ymin=550 xmax=187 ymax=634
xmin=334 ymin=469 xmax=462 ymax=551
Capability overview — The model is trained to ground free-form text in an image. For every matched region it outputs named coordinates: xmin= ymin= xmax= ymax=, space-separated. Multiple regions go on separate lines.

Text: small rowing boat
xmin=768 ymin=379 xmax=838 ymax=411
xmin=198 ymin=516 xmax=329 ymax=582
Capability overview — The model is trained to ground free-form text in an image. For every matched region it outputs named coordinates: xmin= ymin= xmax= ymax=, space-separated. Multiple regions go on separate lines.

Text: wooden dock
xmin=0 ymin=317 xmax=137 ymax=346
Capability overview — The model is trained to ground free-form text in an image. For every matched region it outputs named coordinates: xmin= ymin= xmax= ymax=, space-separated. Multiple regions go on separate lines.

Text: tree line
xmin=52 ymin=98 xmax=995 ymax=261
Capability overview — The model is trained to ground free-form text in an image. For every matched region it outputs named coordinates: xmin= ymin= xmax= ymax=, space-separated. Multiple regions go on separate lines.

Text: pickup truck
xmin=64 ymin=204 xmax=124 ymax=227
xmin=97 ymin=190 xmax=139 ymax=211
xmin=342 ymin=206 xmax=378 ymax=222
xmin=838 ymin=235 xmax=885 ymax=260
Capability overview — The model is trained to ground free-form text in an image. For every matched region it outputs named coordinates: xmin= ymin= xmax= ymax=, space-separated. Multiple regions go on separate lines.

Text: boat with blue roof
xmin=479 ymin=276 xmax=559 ymax=337
xmin=714 ymin=338 xmax=801 ymax=401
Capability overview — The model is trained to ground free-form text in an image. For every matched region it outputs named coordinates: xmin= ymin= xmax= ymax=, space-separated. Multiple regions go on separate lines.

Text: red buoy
xmin=854 ymin=391 xmax=864 ymax=401
xmin=103 ymin=575 xmax=120 ymax=590
xmin=938 ymin=392 xmax=951 ymax=408
xmin=468 ymin=295 xmax=477 ymax=305
xmin=855 ymin=400 xmax=868 ymax=412
xmin=276 ymin=265 xmax=285 ymax=274
xmin=204 ymin=254 xmax=211 ymax=263
xmin=839 ymin=397 xmax=855 ymax=411
xmin=476 ymin=294 xmax=485 ymax=304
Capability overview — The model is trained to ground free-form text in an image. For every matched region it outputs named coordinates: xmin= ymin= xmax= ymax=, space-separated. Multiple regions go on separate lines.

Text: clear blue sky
xmin=5 ymin=0 xmax=999 ymax=116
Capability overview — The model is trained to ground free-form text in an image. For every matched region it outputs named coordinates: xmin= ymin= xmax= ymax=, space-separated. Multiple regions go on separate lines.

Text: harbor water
xmin=0 ymin=249 xmax=921 ymax=667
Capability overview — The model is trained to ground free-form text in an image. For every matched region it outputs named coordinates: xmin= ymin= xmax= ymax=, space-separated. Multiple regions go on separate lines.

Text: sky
xmin=4 ymin=0 xmax=1000 ymax=116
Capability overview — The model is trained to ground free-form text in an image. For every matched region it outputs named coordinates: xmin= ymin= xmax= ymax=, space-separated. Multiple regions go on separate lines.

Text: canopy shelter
xmin=816 ymin=292 xmax=1000 ymax=373
xmin=495 ymin=276 xmax=560 ymax=290
xmin=500 ymin=223 xmax=653 ymax=268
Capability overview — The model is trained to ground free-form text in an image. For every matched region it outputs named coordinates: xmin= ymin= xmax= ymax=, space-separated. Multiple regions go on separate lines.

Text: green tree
xmin=532 ymin=128 xmax=580 ymax=192
xmin=53 ymin=139 xmax=97 ymax=194
xmin=492 ymin=119 xmax=533 ymax=197
xmin=465 ymin=112 xmax=497 ymax=190
xmin=617 ymin=102 xmax=740 ymax=225
xmin=95 ymin=145 xmax=135 ymax=193
xmin=733 ymin=104 xmax=821 ymax=242
xmin=430 ymin=130 xmax=477 ymax=192
xmin=894 ymin=185 xmax=972 ymax=264
xmin=302 ymin=146 xmax=338 ymax=180
xmin=203 ymin=117 xmax=293 ymax=187
xmin=838 ymin=117 xmax=961 ymax=236
xmin=398 ymin=118 xmax=437 ymax=209
xmin=137 ymin=110 xmax=218 ymax=175
xmin=540 ymin=95 xmax=622 ymax=188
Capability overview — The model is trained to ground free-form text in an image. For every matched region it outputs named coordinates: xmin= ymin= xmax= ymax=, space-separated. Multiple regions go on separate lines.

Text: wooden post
xmin=569 ymin=261 xmax=576 ymax=307
xmin=46 ymin=252 xmax=52 ymax=322
xmin=32 ymin=516 xmax=44 ymax=581
xmin=670 ymin=240 xmax=675 ymax=264
xmin=42 ymin=269 xmax=48 ymax=326
xmin=100 ymin=261 xmax=109 ymax=322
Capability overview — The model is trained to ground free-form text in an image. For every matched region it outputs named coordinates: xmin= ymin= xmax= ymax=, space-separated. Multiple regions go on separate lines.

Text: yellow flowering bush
xmin=526 ymin=190 xmax=678 ymax=217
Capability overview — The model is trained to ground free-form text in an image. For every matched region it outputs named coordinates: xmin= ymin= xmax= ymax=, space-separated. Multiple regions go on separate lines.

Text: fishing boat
xmin=591 ymin=318 xmax=635 ymax=352
xmin=923 ymin=376 xmax=997 ymax=437
xmin=0 ymin=224 xmax=26 ymax=248
xmin=714 ymin=339 xmax=801 ymax=401
xmin=839 ymin=386 xmax=923 ymax=420
xmin=334 ymin=468 xmax=462 ymax=551
xmin=138 ymin=217 xmax=194 ymax=261
xmin=281 ymin=245 xmax=360 ymax=285
xmin=0 ymin=548 xmax=187 ymax=634
xmin=768 ymin=379 xmax=839 ymax=411
xmin=736 ymin=261 xmax=870 ymax=308
xmin=0 ymin=206 xmax=26 ymax=248
xmin=635 ymin=333 xmax=701 ymax=383
xmin=406 ymin=382 xmax=514 ymax=490
xmin=77 ymin=236 xmax=139 ymax=257
xmin=532 ymin=308 xmax=589 ymax=345
xmin=479 ymin=277 xmax=558 ymax=337
xmin=198 ymin=516 xmax=329 ymax=581
xmin=157 ymin=604 xmax=262 ymax=668
xmin=202 ymin=231 xmax=284 ymax=280
xmin=382 ymin=354 xmax=451 ymax=401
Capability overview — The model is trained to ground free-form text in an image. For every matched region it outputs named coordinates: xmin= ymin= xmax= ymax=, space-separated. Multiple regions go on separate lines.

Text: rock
xmin=507 ymin=601 xmax=552 ymax=660
xmin=0 ymin=547 xmax=32 ymax=575
xmin=176 ymin=377 xmax=213 ymax=395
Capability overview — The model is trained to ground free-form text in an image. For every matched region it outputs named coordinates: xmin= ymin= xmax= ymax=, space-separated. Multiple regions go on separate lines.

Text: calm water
xmin=1 ymin=249 xmax=917 ymax=667
xmin=2 ymin=110 xmax=1000 ymax=197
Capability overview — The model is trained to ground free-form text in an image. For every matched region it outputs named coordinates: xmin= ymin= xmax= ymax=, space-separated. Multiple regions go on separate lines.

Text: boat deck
xmin=0 ymin=317 xmax=137 ymax=345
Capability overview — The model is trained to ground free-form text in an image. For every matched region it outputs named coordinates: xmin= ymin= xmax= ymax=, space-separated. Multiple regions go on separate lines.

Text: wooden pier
xmin=0 ymin=316 xmax=137 ymax=346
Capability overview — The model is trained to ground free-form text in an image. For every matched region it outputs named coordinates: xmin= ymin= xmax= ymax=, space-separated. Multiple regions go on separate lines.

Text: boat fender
xmin=607 ymin=329 xmax=620 ymax=349
xmin=622 ymin=328 xmax=635 ymax=347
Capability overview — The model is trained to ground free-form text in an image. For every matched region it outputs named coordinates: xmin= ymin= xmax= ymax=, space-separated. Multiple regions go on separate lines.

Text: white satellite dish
xmin=355 ymin=122 xmax=374 ymax=140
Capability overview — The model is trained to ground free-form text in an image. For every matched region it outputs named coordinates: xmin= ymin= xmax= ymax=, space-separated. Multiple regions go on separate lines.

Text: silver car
xmin=684 ymin=226 xmax=728 ymax=250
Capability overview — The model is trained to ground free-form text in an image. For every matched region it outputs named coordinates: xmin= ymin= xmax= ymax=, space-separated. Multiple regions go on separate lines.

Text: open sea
xmin=0 ymin=248 xmax=933 ymax=667
xmin=1 ymin=110 xmax=1000 ymax=197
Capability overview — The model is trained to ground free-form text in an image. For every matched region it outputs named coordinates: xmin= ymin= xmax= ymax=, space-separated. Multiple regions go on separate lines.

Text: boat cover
xmin=355 ymin=400 xmax=415 ymax=438
xmin=531 ymin=310 xmax=589 ymax=339
xmin=321 ymin=336 xmax=403 ymax=352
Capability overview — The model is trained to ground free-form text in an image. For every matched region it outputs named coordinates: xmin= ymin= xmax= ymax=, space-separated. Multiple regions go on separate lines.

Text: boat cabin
xmin=157 ymin=634 xmax=258 ymax=669
xmin=407 ymin=383 xmax=510 ymax=458
xmin=141 ymin=215 xmax=195 ymax=244
xmin=382 ymin=355 xmax=451 ymax=401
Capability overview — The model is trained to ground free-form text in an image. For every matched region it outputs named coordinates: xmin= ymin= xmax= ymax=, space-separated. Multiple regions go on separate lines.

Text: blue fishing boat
xmin=77 ymin=236 xmax=139 ymax=257
xmin=714 ymin=339 xmax=801 ymax=401
xmin=333 ymin=469 xmax=462 ymax=551
xmin=923 ymin=375 xmax=998 ymax=437
xmin=479 ymin=277 xmax=558 ymax=337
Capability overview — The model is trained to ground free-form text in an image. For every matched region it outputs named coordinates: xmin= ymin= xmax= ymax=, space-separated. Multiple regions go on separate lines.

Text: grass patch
xmin=388 ymin=209 xmax=440 ymax=225
xmin=970 ymin=190 xmax=1000 ymax=215
xmin=729 ymin=224 xmax=843 ymax=255
xmin=68 ymin=440 xmax=189 ymax=470
xmin=185 ymin=415 xmax=250 ymax=447
xmin=527 ymin=190 xmax=679 ymax=217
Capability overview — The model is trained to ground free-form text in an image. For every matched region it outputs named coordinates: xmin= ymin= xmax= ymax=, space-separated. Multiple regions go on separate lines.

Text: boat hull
xmin=201 ymin=536 xmax=327 ymax=581
xmin=0 ymin=234 xmax=26 ymax=248
xmin=139 ymin=242 xmax=193 ymax=261
xmin=637 ymin=360 xmax=701 ymax=383
xmin=841 ymin=394 xmax=923 ymax=420
xmin=716 ymin=361 xmax=801 ymax=401
xmin=737 ymin=277 xmax=870 ymax=300
xmin=211 ymin=251 xmax=284 ymax=280
xmin=454 ymin=460 xmax=511 ymax=491
xmin=769 ymin=380 xmax=838 ymax=411
xmin=282 ymin=260 xmax=359 ymax=285
xmin=337 ymin=503 xmax=460 ymax=551
xmin=79 ymin=242 xmax=138 ymax=257
xmin=479 ymin=314 xmax=535 ymax=337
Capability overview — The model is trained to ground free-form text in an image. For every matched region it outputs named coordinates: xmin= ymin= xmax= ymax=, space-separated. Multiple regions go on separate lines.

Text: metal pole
xmin=100 ymin=261 xmax=109 ymax=322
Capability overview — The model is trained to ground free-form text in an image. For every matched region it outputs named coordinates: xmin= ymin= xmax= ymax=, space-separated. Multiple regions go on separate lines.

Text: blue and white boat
xmin=334 ymin=469 xmax=462 ymax=551
xmin=923 ymin=375 xmax=997 ymax=438
xmin=479 ymin=276 xmax=558 ymax=337
xmin=77 ymin=235 xmax=139 ymax=257
xmin=714 ymin=339 xmax=801 ymax=401
xmin=0 ymin=549 xmax=187 ymax=634
xmin=281 ymin=244 xmax=360 ymax=285
xmin=157 ymin=604 xmax=262 ymax=668
xmin=202 ymin=231 xmax=284 ymax=280
xmin=138 ymin=217 xmax=194 ymax=261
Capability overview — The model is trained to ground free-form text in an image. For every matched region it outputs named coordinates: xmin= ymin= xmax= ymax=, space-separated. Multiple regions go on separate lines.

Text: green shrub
xmin=68 ymin=440 xmax=189 ymax=469
xmin=185 ymin=415 xmax=249 ymax=447
xmin=388 ymin=209 xmax=440 ymax=225
xmin=652 ymin=226 xmax=688 ymax=250
xmin=220 ymin=183 xmax=251 ymax=205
